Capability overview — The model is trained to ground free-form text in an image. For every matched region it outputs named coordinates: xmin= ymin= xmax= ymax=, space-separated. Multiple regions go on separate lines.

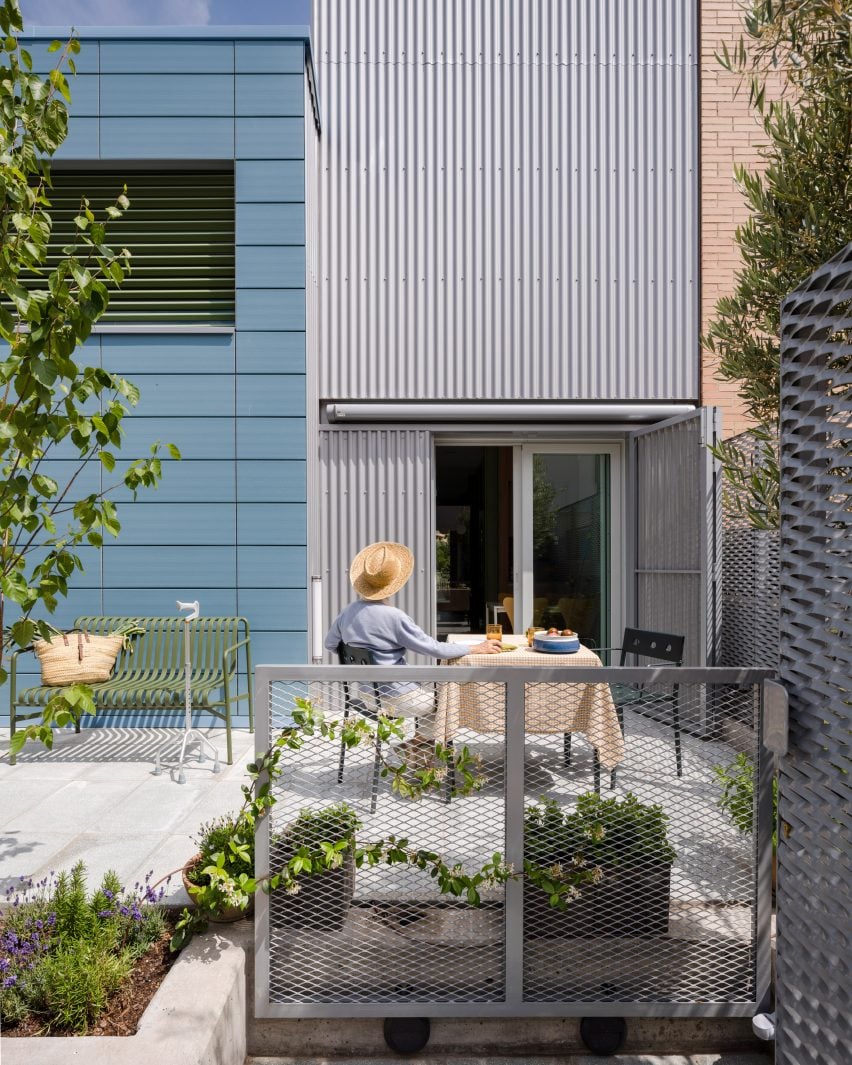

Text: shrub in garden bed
xmin=0 ymin=862 xmax=167 ymax=1035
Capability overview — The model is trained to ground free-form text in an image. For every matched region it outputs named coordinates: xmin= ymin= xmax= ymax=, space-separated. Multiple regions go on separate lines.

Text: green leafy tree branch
xmin=1 ymin=0 xmax=177 ymax=747
xmin=703 ymin=0 xmax=852 ymax=529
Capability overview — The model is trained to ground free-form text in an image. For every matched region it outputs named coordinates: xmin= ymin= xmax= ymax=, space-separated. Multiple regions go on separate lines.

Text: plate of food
xmin=532 ymin=628 xmax=581 ymax=654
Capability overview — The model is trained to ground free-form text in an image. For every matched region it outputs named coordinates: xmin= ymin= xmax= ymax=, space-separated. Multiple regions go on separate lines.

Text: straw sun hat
xmin=350 ymin=541 xmax=414 ymax=600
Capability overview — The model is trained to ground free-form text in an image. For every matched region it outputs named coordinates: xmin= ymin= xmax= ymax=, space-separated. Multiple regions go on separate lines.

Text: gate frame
xmin=254 ymin=663 xmax=775 ymax=1020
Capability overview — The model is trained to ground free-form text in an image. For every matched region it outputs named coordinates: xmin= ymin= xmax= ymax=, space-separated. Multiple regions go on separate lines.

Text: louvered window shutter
xmin=32 ymin=169 xmax=235 ymax=325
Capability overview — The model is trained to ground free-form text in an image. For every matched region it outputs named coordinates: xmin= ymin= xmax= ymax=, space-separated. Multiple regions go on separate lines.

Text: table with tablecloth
xmin=435 ymin=637 xmax=625 ymax=770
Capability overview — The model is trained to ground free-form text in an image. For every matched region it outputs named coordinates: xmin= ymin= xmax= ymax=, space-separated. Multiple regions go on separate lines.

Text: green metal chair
xmin=9 ymin=615 xmax=253 ymax=765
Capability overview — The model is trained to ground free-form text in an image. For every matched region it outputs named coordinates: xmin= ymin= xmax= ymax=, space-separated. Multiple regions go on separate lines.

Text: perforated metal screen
xmin=255 ymin=663 xmax=773 ymax=1017
xmin=776 ymin=243 xmax=852 ymax=1065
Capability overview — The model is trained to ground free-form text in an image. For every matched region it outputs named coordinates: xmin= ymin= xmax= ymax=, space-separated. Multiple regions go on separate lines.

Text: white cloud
xmin=22 ymin=0 xmax=212 ymax=26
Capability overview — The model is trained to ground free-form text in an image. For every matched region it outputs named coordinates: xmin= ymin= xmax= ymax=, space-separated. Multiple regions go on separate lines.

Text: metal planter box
xmin=270 ymin=850 xmax=356 ymax=932
xmin=524 ymin=862 xmax=672 ymax=938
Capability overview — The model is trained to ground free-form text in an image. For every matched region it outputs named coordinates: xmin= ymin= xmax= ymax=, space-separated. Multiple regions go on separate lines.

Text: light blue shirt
xmin=324 ymin=599 xmax=471 ymax=695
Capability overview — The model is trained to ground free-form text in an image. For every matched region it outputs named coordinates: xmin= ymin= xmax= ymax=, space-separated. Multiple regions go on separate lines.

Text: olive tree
xmin=1 ymin=0 xmax=176 ymax=750
xmin=703 ymin=0 xmax=852 ymax=529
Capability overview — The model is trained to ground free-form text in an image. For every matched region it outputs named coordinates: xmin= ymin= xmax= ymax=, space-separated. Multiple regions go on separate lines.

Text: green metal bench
xmin=9 ymin=615 xmax=253 ymax=766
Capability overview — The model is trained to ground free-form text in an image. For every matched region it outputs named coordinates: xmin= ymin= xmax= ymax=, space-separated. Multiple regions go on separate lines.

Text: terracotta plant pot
xmin=181 ymin=855 xmax=254 ymax=923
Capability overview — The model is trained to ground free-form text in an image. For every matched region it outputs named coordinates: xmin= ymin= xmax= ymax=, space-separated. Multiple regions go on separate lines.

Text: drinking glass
xmin=485 ymin=622 xmax=503 ymax=644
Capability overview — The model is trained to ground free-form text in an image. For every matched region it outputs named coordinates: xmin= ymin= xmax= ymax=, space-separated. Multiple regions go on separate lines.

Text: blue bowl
xmin=533 ymin=634 xmax=581 ymax=654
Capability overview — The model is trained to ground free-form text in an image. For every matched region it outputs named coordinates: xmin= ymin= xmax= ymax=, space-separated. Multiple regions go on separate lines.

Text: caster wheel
xmin=579 ymin=1016 xmax=627 ymax=1056
xmin=383 ymin=1017 xmax=430 ymax=1054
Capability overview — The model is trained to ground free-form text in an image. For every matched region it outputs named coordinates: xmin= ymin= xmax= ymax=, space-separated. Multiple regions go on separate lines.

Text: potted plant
xmin=524 ymin=792 xmax=676 ymax=937
xmin=270 ymin=803 xmax=361 ymax=932
xmin=182 ymin=813 xmax=256 ymax=923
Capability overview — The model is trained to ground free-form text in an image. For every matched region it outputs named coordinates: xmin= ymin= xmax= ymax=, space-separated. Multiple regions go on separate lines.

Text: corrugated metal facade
xmin=313 ymin=0 xmax=698 ymax=403
xmin=318 ymin=430 xmax=435 ymax=655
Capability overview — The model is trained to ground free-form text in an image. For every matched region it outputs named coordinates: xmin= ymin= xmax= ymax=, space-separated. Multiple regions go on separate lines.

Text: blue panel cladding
xmin=100 ymin=40 xmax=234 ymax=74
xmin=236 ymin=160 xmax=304 ymax=202
xmin=126 ymin=373 xmax=234 ymax=418
xmin=236 ymin=331 xmax=305 ymax=373
xmin=25 ymin=39 xmax=99 ymax=73
xmin=235 ymin=41 xmax=304 ymax=74
xmin=235 ymin=117 xmax=304 ymax=159
xmin=236 ymin=203 xmax=305 ymax=245
xmin=0 ymin=35 xmax=312 ymax=730
xmin=65 ymin=74 xmax=98 ymax=116
xmin=52 ymin=117 xmax=98 ymax=159
xmin=121 ymin=417 xmax=236 ymax=459
xmin=103 ymin=587 xmax=238 ymax=616
xmin=238 ymin=505 xmax=306 ymax=545
xmin=235 ymin=461 xmax=306 ymax=502
xmin=236 ymin=419 xmax=305 ymax=460
xmin=238 ymin=546 xmax=306 ymax=587
xmin=238 ymin=589 xmax=306 ymax=630
xmin=99 ymin=117 xmax=234 ymax=158
xmin=100 ymin=74 xmax=234 ymax=116
xmin=236 ymin=75 xmax=303 ymax=116
xmin=236 ymin=290 xmax=305 ymax=331
xmin=113 ymin=460 xmax=236 ymax=503
xmin=101 ymin=332 xmax=235 ymax=375
xmin=103 ymin=546 xmax=236 ymax=587
xmin=110 ymin=504 xmax=237 ymax=545
xmin=247 ymin=631 xmax=308 ymax=666
xmin=235 ymin=246 xmax=305 ymax=288
xmin=237 ymin=375 xmax=305 ymax=417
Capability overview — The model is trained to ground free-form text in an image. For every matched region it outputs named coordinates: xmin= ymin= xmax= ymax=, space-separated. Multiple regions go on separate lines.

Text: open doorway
xmin=435 ymin=446 xmax=514 ymax=635
xmin=435 ymin=443 xmax=615 ymax=646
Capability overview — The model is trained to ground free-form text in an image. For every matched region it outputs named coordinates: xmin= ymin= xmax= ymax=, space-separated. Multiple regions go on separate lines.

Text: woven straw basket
xmin=34 ymin=630 xmax=125 ymax=686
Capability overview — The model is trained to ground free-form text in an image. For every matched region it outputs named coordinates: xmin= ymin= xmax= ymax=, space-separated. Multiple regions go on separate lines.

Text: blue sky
xmin=21 ymin=1 xmax=310 ymax=27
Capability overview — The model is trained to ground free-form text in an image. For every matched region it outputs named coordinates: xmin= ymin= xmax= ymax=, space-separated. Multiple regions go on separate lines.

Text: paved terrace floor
xmin=0 ymin=727 xmax=256 ymax=904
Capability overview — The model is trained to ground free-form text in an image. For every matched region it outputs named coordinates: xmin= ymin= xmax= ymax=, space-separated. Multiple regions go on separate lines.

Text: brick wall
xmin=701 ymin=0 xmax=765 ymax=437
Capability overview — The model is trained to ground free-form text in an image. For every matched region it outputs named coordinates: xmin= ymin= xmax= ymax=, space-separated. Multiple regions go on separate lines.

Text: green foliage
xmin=0 ymin=0 xmax=178 ymax=736
xmin=704 ymin=0 xmax=852 ymax=529
xmin=713 ymin=750 xmax=778 ymax=850
xmin=30 ymin=942 xmax=132 ymax=1033
xmin=525 ymin=792 xmax=677 ymax=869
xmin=0 ymin=861 xmax=166 ymax=1034
xmin=170 ymin=698 xmax=516 ymax=951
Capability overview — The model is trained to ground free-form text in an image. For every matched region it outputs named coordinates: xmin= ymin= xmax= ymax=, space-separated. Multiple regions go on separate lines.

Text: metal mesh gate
xmin=255 ymin=663 xmax=773 ymax=1017
xmin=776 ymin=243 xmax=852 ymax=1065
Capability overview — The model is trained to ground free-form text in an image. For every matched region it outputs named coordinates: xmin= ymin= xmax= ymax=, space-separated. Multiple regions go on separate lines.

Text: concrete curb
xmin=246 ymin=1058 xmax=771 ymax=1065
xmin=0 ymin=924 xmax=247 ymax=1065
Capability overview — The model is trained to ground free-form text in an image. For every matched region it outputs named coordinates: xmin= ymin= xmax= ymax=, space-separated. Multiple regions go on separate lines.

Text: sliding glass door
xmin=517 ymin=445 xmax=621 ymax=649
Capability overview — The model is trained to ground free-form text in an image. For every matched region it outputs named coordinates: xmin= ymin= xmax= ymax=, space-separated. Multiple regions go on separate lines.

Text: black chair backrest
xmin=337 ymin=641 xmax=374 ymax=666
xmin=620 ymin=628 xmax=685 ymax=666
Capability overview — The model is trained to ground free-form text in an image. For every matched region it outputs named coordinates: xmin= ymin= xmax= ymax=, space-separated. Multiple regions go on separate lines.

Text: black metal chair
xmin=595 ymin=627 xmax=685 ymax=790
xmin=336 ymin=641 xmax=385 ymax=813
xmin=336 ymin=641 xmax=452 ymax=809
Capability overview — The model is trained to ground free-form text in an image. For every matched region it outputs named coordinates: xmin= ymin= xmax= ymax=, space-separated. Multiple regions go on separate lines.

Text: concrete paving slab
xmin=4 ymin=777 xmax=130 ymax=832
xmin=0 ymin=728 xmax=256 ymax=904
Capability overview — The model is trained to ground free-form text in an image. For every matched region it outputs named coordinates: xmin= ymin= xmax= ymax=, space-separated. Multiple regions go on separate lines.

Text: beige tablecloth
xmin=436 ymin=640 xmax=625 ymax=770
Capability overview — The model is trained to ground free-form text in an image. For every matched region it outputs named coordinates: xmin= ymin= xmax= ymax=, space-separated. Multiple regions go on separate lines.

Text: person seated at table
xmin=324 ymin=540 xmax=501 ymax=763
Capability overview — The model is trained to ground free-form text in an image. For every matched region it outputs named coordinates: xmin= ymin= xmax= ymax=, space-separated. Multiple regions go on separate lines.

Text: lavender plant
xmin=0 ymin=862 xmax=166 ymax=1033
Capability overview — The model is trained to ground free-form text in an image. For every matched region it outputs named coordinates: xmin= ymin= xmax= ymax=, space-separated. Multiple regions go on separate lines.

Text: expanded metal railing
xmin=254 ymin=664 xmax=774 ymax=1018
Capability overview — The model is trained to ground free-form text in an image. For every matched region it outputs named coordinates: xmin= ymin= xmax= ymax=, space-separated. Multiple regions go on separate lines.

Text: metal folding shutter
xmin=629 ymin=408 xmax=721 ymax=671
xmin=317 ymin=428 xmax=435 ymax=658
